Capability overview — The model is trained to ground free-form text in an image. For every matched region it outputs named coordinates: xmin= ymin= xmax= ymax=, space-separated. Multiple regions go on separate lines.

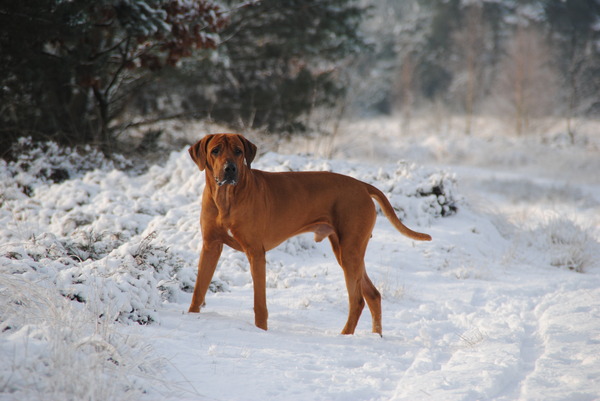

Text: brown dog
xmin=188 ymin=134 xmax=431 ymax=335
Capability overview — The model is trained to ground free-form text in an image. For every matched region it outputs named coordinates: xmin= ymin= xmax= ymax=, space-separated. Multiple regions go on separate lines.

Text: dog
xmin=187 ymin=134 xmax=431 ymax=335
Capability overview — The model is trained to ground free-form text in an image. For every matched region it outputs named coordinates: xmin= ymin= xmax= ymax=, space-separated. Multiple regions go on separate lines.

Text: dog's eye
xmin=234 ymin=148 xmax=243 ymax=156
xmin=211 ymin=147 xmax=220 ymax=155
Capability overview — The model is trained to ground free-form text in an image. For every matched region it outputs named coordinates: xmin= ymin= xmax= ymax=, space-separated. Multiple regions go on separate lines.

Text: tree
xmin=368 ymin=0 xmax=506 ymax=123
xmin=0 ymin=0 xmax=227 ymax=154
xmin=137 ymin=0 xmax=367 ymax=134
xmin=450 ymin=3 xmax=486 ymax=135
xmin=219 ymin=0 xmax=366 ymax=133
xmin=544 ymin=0 xmax=600 ymax=138
xmin=493 ymin=26 xmax=559 ymax=135
xmin=389 ymin=1 xmax=431 ymax=132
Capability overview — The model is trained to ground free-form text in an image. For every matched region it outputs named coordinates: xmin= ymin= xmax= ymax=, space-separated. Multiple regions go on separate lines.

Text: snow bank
xmin=0 ymin=142 xmax=454 ymax=326
xmin=2 ymin=130 xmax=600 ymax=400
xmin=0 ymin=273 xmax=162 ymax=399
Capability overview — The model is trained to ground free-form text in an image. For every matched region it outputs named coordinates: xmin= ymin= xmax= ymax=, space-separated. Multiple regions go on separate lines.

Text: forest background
xmin=1 ymin=0 xmax=599 ymax=156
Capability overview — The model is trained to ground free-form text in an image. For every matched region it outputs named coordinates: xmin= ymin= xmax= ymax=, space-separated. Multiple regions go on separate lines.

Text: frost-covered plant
xmin=526 ymin=217 xmax=598 ymax=273
xmin=373 ymin=161 xmax=459 ymax=224
xmin=62 ymin=229 xmax=125 ymax=262
xmin=1 ymin=231 xmax=194 ymax=324
xmin=1 ymin=137 xmax=130 ymax=200
xmin=544 ymin=218 xmax=593 ymax=273
xmin=376 ymin=275 xmax=406 ymax=301
xmin=0 ymin=273 xmax=164 ymax=399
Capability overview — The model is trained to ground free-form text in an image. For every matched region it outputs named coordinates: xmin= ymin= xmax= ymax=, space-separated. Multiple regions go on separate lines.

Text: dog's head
xmin=189 ymin=134 xmax=257 ymax=186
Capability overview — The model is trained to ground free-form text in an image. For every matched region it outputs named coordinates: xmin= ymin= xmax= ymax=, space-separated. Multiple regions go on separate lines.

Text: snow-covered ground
xmin=1 ymin=117 xmax=599 ymax=400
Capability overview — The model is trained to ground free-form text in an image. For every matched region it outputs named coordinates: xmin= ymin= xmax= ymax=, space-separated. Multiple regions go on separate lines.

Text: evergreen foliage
xmin=0 ymin=0 xmax=366 ymax=153
xmin=1 ymin=0 xmax=598 ymax=154
xmin=0 ymin=0 xmax=226 ymax=154
xmin=135 ymin=0 xmax=367 ymax=133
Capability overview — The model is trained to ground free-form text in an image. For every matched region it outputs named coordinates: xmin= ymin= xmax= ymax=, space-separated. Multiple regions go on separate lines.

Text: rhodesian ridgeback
xmin=188 ymin=133 xmax=431 ymax=335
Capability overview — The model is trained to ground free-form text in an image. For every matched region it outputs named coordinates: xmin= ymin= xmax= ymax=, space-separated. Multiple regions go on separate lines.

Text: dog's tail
xmin=366 ymin=184 xmax=432 ymax=241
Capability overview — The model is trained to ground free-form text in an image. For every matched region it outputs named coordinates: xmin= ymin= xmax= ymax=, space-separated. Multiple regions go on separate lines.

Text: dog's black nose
xmin=224 ymin=163 xmax=237 ymax=174
xmin=221 ymin=162 xmax=238 ymax=185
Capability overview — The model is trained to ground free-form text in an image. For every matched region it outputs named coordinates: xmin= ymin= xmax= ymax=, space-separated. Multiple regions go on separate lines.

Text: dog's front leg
xmin=189 ymin=240 xmax=223 ymax=313
xmin=246 ymin=250 xmax=268 ymax=330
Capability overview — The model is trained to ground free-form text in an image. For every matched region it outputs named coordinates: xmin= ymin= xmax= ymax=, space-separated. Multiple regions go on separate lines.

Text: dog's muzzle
xmin=216 ymin=162 xmax=238 ymax=186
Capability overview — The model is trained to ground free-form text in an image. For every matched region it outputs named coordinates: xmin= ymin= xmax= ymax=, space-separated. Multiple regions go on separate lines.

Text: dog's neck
xmin=213 ymin=184 xmax=236 ymax=216
xmin=207 ymin=173 xmax=252 ymax=219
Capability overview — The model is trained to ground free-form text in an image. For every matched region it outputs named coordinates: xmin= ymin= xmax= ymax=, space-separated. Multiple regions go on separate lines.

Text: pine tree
xmin=0 ymin=0 xmax=226 ymax=154
xmin=150 ymin=0 xmax=367 ymax=133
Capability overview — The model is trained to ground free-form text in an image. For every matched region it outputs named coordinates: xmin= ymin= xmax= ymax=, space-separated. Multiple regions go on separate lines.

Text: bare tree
xmin=451 ymin=3 xmax=485 ymax=135
xmin=491 ymin=26 xmax=559 ymax=135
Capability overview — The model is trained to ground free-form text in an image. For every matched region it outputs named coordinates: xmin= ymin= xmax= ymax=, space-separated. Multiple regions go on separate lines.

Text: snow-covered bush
xmin=1 ymin=137 xmax=130 ymax=202
xmin=375 ymin=161 xmax=458 ymax=221
xmin=522 ymin=216 xmax=599 ymax=273
xmin=0 ymin=273 xmax=163 ymax=399
xmin=256 ymin=152 xmax=459 ymax=225
xmin=1 ymin=231 xmax=192 ymax=324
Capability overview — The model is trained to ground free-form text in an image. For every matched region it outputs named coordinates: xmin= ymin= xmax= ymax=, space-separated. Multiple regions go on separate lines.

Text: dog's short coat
xmin=188 ymin=134 xmax=431 ymax=335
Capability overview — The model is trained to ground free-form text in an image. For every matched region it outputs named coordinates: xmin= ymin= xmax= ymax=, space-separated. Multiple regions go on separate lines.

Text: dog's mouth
xmin=216 ymin=177 xmax=238 ymax=186
xmin=215 ymin=171 xmax=238 ymax=186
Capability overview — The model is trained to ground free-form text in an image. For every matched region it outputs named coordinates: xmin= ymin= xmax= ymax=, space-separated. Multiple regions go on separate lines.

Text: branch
xmin=111 ymin=112 xmax=204 ymax=138
xmin=104 ymin=36 xmax=132 ymax=99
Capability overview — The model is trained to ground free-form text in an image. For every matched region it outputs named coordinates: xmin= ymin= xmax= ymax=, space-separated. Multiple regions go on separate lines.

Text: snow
xmin=1 ymin=117 xmax=600 ymax=400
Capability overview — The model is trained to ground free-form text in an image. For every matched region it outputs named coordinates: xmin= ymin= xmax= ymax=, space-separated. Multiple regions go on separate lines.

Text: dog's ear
xmin=238 ymin=135 xmax=257 ymax=169
xmin=189 ymin=135 xmax=214 ymax=171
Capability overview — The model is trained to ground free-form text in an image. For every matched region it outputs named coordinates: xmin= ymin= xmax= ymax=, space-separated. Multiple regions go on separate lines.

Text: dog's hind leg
xmin=340 ymin=261 xmax=366 ymax=335
xmin=329 ymin=234 xmax=361 ymax=334
xmin=361 ymin=272 xmax=382 ymax=336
